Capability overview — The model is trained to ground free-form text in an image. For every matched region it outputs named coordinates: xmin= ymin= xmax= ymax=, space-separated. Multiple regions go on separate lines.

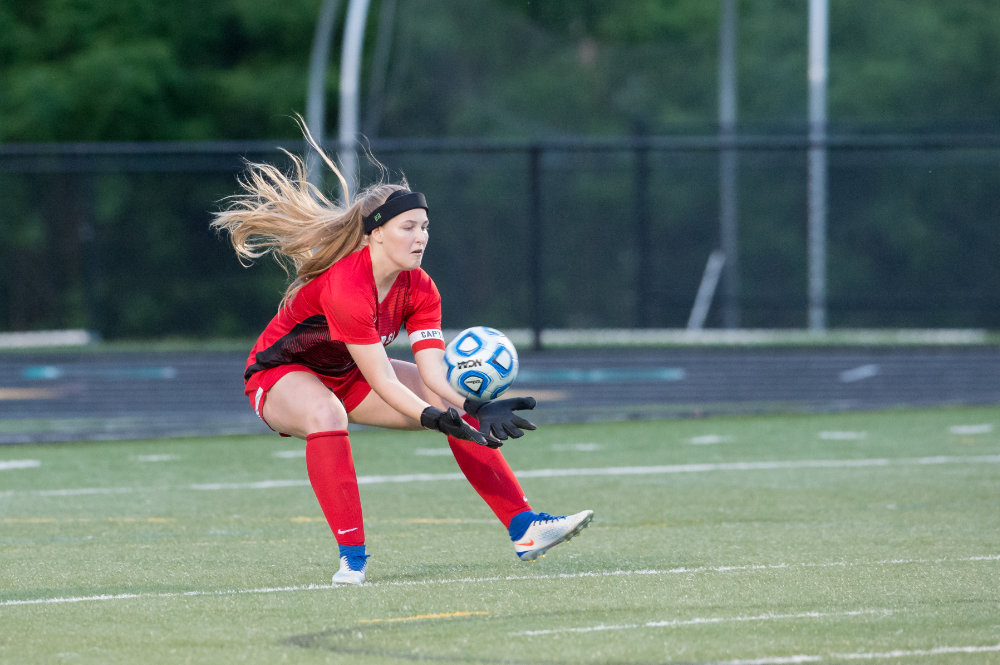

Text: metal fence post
xmin=719 ymin=0 xmax=741 ymax=329
xmin=528 ymin=144 xmax=544 ymax=351
xmin=634 ymin=135 xmax=652 ymax=327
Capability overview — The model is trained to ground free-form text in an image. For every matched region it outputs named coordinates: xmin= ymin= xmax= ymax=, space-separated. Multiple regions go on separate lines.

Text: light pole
xmin=337 ymin=0 xmax=373 ymax=196
xmin=305 ymin=0 xmax=373 ymax=197
xmin=305 ymin=0 xmax=341 ymax=189
xmin=807 ymin=0 xmax=829 ymax=331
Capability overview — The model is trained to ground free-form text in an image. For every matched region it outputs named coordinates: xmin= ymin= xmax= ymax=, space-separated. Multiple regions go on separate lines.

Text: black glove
xmin=421 ymin=406 xmax=502 ymax=448
xmin=464 ymin=396 xmax=538 ymax=441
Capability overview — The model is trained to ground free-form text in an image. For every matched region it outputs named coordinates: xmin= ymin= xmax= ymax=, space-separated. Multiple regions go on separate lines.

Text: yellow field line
xmin=0 ymin=388 xmax=59 ymax=400
xmin=358 ymin=611 xmax=488 ymax=624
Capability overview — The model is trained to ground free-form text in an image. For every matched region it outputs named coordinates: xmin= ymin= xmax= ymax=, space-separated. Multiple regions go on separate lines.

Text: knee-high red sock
xmin=305 ymin=430 xmax=364 ymax=546
xmin=448 ymin=414 xmax=531 ymax=528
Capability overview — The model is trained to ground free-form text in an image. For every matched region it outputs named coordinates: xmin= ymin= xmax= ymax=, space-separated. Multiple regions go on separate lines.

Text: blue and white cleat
xmin=510 ymin=510 xmax=594 ymax=561
xmin=332 ymin=554 xmax=369 ymax=585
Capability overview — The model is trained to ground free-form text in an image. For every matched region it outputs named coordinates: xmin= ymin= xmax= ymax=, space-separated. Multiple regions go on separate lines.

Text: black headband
xmin=362 ymin=190 xmax=428 ymax=234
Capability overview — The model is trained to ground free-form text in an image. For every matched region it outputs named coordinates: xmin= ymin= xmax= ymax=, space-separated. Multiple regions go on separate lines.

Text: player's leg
xmin=344 ymin=359 xmax=437 ymax=430
xmin=260 ymin=370 xmax=348 ymax=437
xmin=508 ymin=509 xmax=594 ymax=562
xmin=348 ymin=361 xmax=594 ymax=562
xmin=260 ymin=371 xmax=367 ymax=584
xmin=350 ymin=360 xmax=533 ymax=529
xmin=441 ymin=410 xmax=592 ymax=561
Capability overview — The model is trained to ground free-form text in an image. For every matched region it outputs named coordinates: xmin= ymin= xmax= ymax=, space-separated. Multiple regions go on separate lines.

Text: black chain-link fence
xmin=2 ymin=134 xmax=999 ymax=341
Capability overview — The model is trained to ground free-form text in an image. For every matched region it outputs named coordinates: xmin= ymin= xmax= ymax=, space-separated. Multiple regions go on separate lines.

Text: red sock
xmin=305 ymin=430 xmax=364 ymax=546
xmin=448 ymin=414 xmax=532 ymax=528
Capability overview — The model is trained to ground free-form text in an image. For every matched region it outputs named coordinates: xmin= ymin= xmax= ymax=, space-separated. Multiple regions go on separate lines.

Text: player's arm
xmin=464 ymin=395 xmax=537 ymax=441
xmin=347 ymin=342 xmax=498 ymax=447
xmin=403 ymin=277 xmax=534 ymax=441
xmin=413 ymin=345 xmax=470 ymax=409
xmin=414 ymin=345 xmax=537 ymax=441
xmin=348 ymin=341 xmax=429 ymax=420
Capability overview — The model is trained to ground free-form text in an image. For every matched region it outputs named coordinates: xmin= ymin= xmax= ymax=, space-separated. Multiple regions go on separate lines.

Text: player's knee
xmin=302 ymin=406 xmax=349 ymax=434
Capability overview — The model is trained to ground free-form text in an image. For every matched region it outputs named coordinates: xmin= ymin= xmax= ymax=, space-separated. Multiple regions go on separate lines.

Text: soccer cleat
xmin=331 ymin=554 xmax=369 ymax=585
xmin=511 ymin=510 xmax=594 ymax=561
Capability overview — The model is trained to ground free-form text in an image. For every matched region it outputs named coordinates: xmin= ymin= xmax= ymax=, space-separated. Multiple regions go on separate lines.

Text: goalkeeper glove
xmin=421 ymin=406 xmax=502 ymax=448
xmin=464 ymin=396 xmax=537 ymax=441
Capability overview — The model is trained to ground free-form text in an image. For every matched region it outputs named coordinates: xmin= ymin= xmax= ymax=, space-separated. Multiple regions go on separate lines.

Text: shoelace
xmin=531 ymin=512 xmax=560 ymax=525
xmin=344 ymin=554 xmax=370 ymax=571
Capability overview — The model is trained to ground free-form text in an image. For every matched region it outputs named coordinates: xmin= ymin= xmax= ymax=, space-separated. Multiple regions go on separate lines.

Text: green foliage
xmin=830 ymin=1 xmax=1000 ymax=126
xmin=0 ymin=0 xmax=317 ymax=141
xmin=4 ymin=0 xmax=999 ymax=141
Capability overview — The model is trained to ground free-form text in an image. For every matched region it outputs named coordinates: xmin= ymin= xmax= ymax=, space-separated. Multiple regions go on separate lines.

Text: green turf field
xmin=2 ymin=406 xmax=999 ymax=664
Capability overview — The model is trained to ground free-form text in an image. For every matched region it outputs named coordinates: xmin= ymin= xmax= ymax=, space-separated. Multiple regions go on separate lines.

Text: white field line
xmin=0 ymin=460 xmax=40 ymax=471
xmin=3 ymin=554 xmax=997 ymax=608
xmin=511 ymin=608 xmax=892 ymax=636
xmin=688 ymin=435 xmax=734 ymax=445
xmin=4 ymin=454 xmax=1000 ymax=497
xmin=716 ymin=643 xmax=1000 ymax=665
xmin=551 ymin=443 xmax=603 ymax=452
xmin=132 ymin=454 xmax=178 ymax=463
xmin=949 ymin=424 xmax=994 ymax=435
xmin=818 ymin=431 xmax=867 ymax=441
xmin=511 ymin=455 xmax=1000 ymax=481
xmin=413 ymin=448 xmax=456 ymax=456
xmin=273 ymin=450 xmax=306 ymax=458
xmin=33 ymin=487 xmax=136 ymax=497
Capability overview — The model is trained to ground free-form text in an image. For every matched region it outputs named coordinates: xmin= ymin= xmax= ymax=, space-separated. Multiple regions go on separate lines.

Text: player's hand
xmin=464 ymin=397 xmax=537 ymax=441
xmin=421 ymin=406 xmax=502 ymax=448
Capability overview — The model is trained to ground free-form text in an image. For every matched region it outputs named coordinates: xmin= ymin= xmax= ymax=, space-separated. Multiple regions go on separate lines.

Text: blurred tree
xmin=828 ymin=1 xmax=1000 ymax=127
xmin=0 ymin=0 xmax=318 ymax=141
xmin=2 ymin=0 xmax=998 ymax=141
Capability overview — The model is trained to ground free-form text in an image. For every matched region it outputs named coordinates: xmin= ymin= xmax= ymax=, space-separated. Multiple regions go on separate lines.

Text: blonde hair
xmin=211 ymin=117 xmax=410 ymax=306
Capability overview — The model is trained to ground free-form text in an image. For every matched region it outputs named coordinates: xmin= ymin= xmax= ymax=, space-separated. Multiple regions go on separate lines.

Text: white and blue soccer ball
xmin=444 ymin=326 xmax=519 ymax=402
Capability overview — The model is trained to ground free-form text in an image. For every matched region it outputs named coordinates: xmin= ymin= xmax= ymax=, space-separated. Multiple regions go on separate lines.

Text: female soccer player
xmin=211 ymin=124 xmax=592 ymax=585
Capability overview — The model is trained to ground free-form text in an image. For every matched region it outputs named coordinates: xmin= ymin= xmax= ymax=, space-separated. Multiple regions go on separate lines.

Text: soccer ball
xmin=444 ymin=326 xmax=519 ymax=402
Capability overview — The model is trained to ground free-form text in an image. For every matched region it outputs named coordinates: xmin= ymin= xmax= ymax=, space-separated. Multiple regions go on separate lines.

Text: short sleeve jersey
xmin=244 ymin=245 xmax=445 ymax=381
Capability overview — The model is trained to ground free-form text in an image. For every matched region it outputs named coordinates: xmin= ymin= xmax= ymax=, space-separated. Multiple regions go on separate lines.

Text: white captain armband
xmin=408 ymin=328 xmax=444 ymax=348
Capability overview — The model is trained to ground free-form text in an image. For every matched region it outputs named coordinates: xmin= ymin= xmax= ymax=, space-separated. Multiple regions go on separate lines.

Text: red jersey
xmin=244 ymin=246 xmax=445 ymax=381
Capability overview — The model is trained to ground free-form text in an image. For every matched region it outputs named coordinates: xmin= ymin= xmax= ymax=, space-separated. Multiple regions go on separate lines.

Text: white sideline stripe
xmin=132 ymin=454 xmax=178 ymax=463
xmin=2 ymin=555 xmax=996 ymax=608
xmin=7 ymin=454 xmax=1000 ymax=496
xmin=688 ymin=435 xmax=733 ymax=445
xmin=191 ymin=479 xmax=309 ymax=490
xmin=34 ymin=487 xmax=136 ymax=497
xmin=513 ymin=455 xmax=1000 ymax=480
xmin=950 ymin=424 xmax=993 ymax=435
xmin=192 ymin=454 xmax=1000 ymax=491
xmin=272 ymin=450 xmax=306 ymax=459
xmin=551 ymin=443 xmax=603 ymax=451
xmin=511 ymin=608 xmax=892 ymax=636
xmin=717 ymin=643 xmax=1000 ymax=665
xmin=818 ymin=431 xmax=867 ymax=441
xmin=0 ymin=585 xmax=331 ymax=607
xmin=413 ymin=448 xmax=455 ymax=456
xmin=0 ymin=460 xmax=40 ymax=471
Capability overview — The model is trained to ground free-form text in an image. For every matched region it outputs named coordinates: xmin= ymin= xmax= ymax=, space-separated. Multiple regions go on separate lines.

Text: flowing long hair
xmin=211 ymin=117 xmax=410 ymax=306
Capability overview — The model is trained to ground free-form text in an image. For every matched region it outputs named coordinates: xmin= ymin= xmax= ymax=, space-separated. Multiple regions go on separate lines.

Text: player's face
xmin=374 ymin=210 xmax=430 ymax=271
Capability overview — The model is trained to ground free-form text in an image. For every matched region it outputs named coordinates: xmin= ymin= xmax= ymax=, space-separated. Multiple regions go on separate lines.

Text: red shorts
xmin=244 ymin=364 xmax=373 ymax=436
